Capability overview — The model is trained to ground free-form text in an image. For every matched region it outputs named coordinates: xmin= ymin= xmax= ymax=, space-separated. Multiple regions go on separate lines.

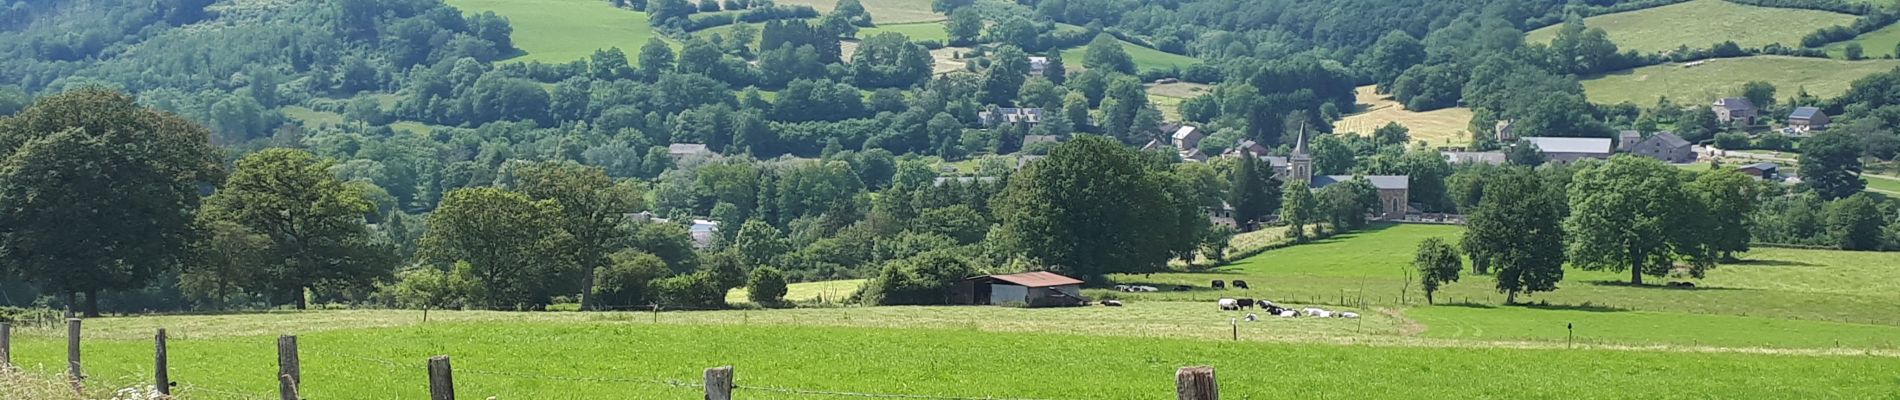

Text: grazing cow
xmin=1313 ymin=310 xmax=1333 ymax=318
xmin=1101 ymin=300 xmax=1124 ymax=307
xmin=1217 ymin=298 xmax=1238 ymax=311
xmin=1232 ymin=280 xmax=1250 ymax=289
xmin=1667 ymin=282 xmax=1697 ymax=288
xmin=1113 ymin=285 xmax=1130 ymax=291
xmin=1339 ymin=312 xmax=1360 ymax=319
xmin=1244 ymin=313 xmax=1258 ymax=322
xmin=1277 ymin=310 xmax=1298 ymax=317
xmin=1212 ymin=280 xmax=1226 ymax=290
xmin=1236 ymin=298 xmax=1256 ymax=309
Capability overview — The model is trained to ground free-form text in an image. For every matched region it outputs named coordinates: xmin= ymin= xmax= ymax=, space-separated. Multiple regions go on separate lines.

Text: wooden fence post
xmin=155 ymin=328 xmax=170 ymax=395
xmin=66 ymin=318 xmax=82 ymax=388
xmin=278 ymin=335 xmax=300 ymax=400
xmin=1175 ymin=366 xmax=1217 ymax=400
xmin=428 ymin=355 xmax=455 ymax=400
xmin=705 ymin=365 xmax=734 ymax=400
xmin=1 ymin=321 xmax=10 ymax=368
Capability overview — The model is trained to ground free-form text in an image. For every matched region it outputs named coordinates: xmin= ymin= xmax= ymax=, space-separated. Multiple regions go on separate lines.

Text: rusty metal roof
xmin=978 ymin=272 xmax=1084 ymax=288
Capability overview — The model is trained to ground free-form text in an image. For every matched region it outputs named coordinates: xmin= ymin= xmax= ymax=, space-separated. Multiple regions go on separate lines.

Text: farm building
xmin=1520 ymin=137 xmax=1614 ymax=165
xmin=1313 ymin=175 xmax=1410 ymax=220
xmin=1788 ymin=107 xmax=1829 ymax=134
xmin=1441 ymin=151 xmax=1506 ymax=165
xmin=668 ymin=143 xmax=713 ymax=160
xmin=1628 ymin=132 xmax=1695 ymax=163
xmin=1737 ymin=162 xmax=1780 ymax=180
xmin=1028 ymin=56 xmax=1050 ymax=76
xmin=956 ymin=272 xmax=1087 ymax=307
xmin=1713 ymin=97 xmax=1759 ymax=125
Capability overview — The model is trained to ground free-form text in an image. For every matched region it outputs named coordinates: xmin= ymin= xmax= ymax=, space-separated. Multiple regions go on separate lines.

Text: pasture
xmin=7 ymin=306 xmax=1900 ymax=399
xmin=444 ymin=0 xmax=664 ymax=63
xmin=1058 ymin=38 xmax=1201 ymax=73
xmin=1865 ymin=173 xmax=1900 ymax=194
xmin=1580 ymin=56 xmax=1900 ymax=105
xmin=1332 ymin=86 xmax=1474 ymax=146
xmin=857 ymin=21 xmax=951 ymax=42
xmin=1524 ymin=0 xmax=1856 ymax=54
xmin=773 ymin=0 xmax=944 ymax=23
xmin=724 ymin=279 xmax=864 ymax=304
xmin=1827 ymin=21 xmax=1900 ymax=59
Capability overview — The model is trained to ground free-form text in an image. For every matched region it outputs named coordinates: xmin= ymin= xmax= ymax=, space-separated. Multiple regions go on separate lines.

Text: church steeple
xmin=1289 ymin=127 xmax=1313 ymax=182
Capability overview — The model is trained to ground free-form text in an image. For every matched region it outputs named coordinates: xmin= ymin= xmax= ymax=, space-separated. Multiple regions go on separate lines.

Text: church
xmin=1229 ymin=129 xmax=1411 ymax=221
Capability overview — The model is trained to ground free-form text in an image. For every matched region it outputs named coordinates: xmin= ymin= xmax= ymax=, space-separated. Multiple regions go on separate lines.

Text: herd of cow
xmin=1104 ymin=279 xmax=1361 ymax=319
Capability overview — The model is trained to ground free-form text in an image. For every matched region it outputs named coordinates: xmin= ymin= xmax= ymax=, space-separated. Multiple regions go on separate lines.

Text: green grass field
xmin=8 ymin=307 xmax=1900 ymax=399
xmin=1827 ymin=21 xmax=1900 ymax=58
xmin=445 ymin=0 xmax=664 ymax=63
xmin=1865 ymin=174 xmax=1900 ymax=194
xmin=775 ymin=0 xmax=943 ymax=23
xmin=1525 ymin=0 xmax=1856 ymax=54
xmin=857 ymin=21 xmax=951 ymax=42
xmin=1059 ymin=38 xmax=1200 ymax=73
xmin=1581 ymin=56 xmax=1900 ymax=105
xmin=724 ymin=279 xmax=864 ymax=304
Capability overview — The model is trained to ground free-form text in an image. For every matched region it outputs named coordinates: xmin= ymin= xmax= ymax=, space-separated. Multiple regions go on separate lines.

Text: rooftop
xmin=1791 ymin=106 xmax=1822 ymax=119
xmin=1312 ymin=175 xmax=1409 ymax=190
xmin=1440 ymin=151 xmax=1506 ymax=165
xmin=1644 ymin=132 xmax=1691 ymax=148
xmin=974 ymin=272 xmax=1085 ymax=288
xmin=1521 ymin=137 xmax=1614 ymax=154
xmin=1715 ymin=97 xmax=1757 ymax=111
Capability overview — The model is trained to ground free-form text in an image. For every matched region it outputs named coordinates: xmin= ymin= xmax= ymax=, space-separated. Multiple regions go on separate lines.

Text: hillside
xmin=445 ymin=0 xmax=663 ymax=63
xmin=775 ymin=0 xmax=944 ymax=23
xmin=1827 ymin=21 xmax=1900 ymax=58
xmin=1525 ymin=0 xmax=1856 ymax=54
xmin=1333 ymin=86 xmax=1474 ymax=146
xmin=1580 ymin=56 xmax=1900 ymax=104
xmin=1059 ymin=37 xmax=1201 ymax=73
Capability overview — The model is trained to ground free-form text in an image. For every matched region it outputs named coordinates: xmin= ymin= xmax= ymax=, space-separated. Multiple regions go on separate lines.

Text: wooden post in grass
xmin=66 ymin=318 xmax=82 ymax=389
xmin=428 ymin=355 xmax=455 ymax=400
xmin=155 ymin=328 xmax=170 ymax=395
xmin=278 ymin=335 xmax=300 ymax=400
xmin=705 ymin=366 xmax=734 ymax=400
xmin=1175 ymin=366 xmax=1217 ymax=400
xmin=1 ymin=321 xmax=10 ymax=367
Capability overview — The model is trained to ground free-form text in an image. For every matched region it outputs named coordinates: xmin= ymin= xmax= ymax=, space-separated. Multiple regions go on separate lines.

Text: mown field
xmin=444 ymin=0 xmax=664 ymax=63
xmin=1333 ymin=86 xmax=1474 ymax=146
xmin=858 ymin=21 xmax=951 ymax=42
xmin=1580 ymin=56 xmax=1900 ymax=105
xmin=1525 ymin=0 xmax=1856 ymax=54
xmin=1059 ymin=38 xmax=1201 ymax=73
xmin=775 ymin=0 xmax=943 ymax=23
xmin=1865 ymin=174 xmax=1900 ymax=194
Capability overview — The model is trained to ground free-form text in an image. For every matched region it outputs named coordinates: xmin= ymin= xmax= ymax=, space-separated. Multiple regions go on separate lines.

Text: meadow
xmin=1333 ymin=86 xmax=1475 ymax=146
xmin=444 ymin=0 xmax=663 ymax=63
xmin=1827 ymin=21 xmax=1900 ymax=58
xmin=1524 ymin=0 xmax=1856 ymax=54
xmin=857 ymin=21 xmax=951 ymax=42
xmin=1865 ymin=174 xmax=1900 ymax=194
xmin=1058 ymin=38 xmax=1201 ymax=73
xmin=1580 ymin=56 xmax=1900 ymax=105
xmin=775 ymin=0 xmax=944 ymax=23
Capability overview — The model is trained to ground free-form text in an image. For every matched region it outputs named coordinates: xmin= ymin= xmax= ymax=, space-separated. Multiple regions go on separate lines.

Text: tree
xmin=995 ymin=135 xmax=1182 ymax=279
xmin=1199 ymin=224 xmax=1239 ymax=262
xmin=638 ymin=38 xmax=676 ymax=81
xmin=1827 ymin=194 xmax=1886 ymax=250
xmin=932 ymin=0 xmax=973 ymax=12
xmin=865 ymin=250 xmax=976 ymax=304
xmin=1280 ymin=180 xmax=1317 ymax=240
xmin=747 ymin=267 xmax=789 ymax=303
xmin=1412 ymin=237 xmax=1462 ymax=304
xmin=832 ymin=0 xmax=872 ymax=26
xmin=1043 ymin=51 xmax=1068 ymax=84
xmin=1462 ymin=167 xmax=1565 ymax=303
xmin=983 ymin=46 xmax=1032 ymax=106
xmin=732 ymin=219 xmax=790 ymax=267
xmin=1317 ymin=176 xmax=1379 ymax=231
xmin=1372 ymin=122 xmax=1411 ymax=146
xmin=1801 ymin=129 xmax=1866 ymax=200
xmin=1082 ymin=34 xmax=1136 ymax=75
xmin=592 ymin=250 xmax=669 ymax=307
xmin=1229 ymin=154 xmax=1281 ymax=228
xmin=505 ymin=161 xmax=644 ymax=310
xmin=1846 ymin=42 xmax=1865 ymax=60
xmin=421 ymin=188 xmax=577 ymax=309
xmin=987 ymin=17 xmax=1039 ymax=49
xmin=1564 ymin=156 xmax=1695 ymax=285
xmin=851 ymin=32 xmax=934 ymax=88
xmin=182 ymin=219 xmax=269 ymax=310
xmin=1361 ymin=30 xmax=1426 ymax=90
xmin=202 ymin=148 xmax=397 ymax=309
xmin=1689 ymin=169 xmax=1759 ymax=260
xmin=1740 ymin=81 xmax=1776 ymax=111
xmin=0 ymin=89 xmax=223 ymax=317
xmin=946 ymin=7 xmax=982 ymax=45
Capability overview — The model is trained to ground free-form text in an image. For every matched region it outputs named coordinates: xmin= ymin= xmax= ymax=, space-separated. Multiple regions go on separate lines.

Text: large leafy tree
xmin=505 ymin=161 xmax=644 ymax=310
xmin=1563 ymin=156 xmax=1698 ymax=285
xmin=1462 ymin=167 xmax=1565 ymax=303
xmin=1082 ymin=34 xmax=1136 ymax=75
xmin=1688 ymin=169 xmax=1759 ymax=260
xmin=421 ymin=188 xmax=578 ymax=309
xmin=1800 ymin=129 xmax=1866 ymax=200
xmin=201 ymin=148 xmax=398 ymax=309
xmin=1826 ymin=193 xmax=1887 ymax=251
xmin=0 ymin=89 xmax=223 ymax=316
xmin=1228 ymin=154 xmax=1281 ymax=228
xmin=995 ymin=135 xmax=1179 ymax=280
xmin=1412 ymin=237 xmax=1462 ymax=305
xmin=1280 ymin=180 xmax=1318 ymax=240
xmin=982 ymin=45 xmax=1032 ymax=106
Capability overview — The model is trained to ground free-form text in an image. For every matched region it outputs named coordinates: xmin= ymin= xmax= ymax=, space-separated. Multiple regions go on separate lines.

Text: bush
xmin=389 ymin=266 xmax=471 ymax=310
xmin=1715 ymin=132 xmax=1753 ymax=150
xmin=747 ymin=267 xmax=789 ymax=303
xmin=862 ymin=250 xmax=976 ymax=305
xmin=653 ymin=272 xmax=726 ymax=308
xmin=593 ymin=250 xmax=670 ymax=307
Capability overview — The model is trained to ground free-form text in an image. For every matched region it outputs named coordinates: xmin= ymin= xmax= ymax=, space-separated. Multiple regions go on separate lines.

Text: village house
xmin=1628 ymin=132 xmax=1694 ymax=163
xmin=688 ymin=219 xmax=720 ymax=249
xmin=1713 ymin=97 xmax=1758 ymax=125
xmin=1736 ymin=162 xmax=1780 ymax=180
xmin=1520 ymin=137 xmax=1614 ymax=165
xmin=667 ymin=143 xmax=713 ymax=160
xmin=1027 ymin=56 xmax=1050 ymax=76
xmin=1788 ymin=107 xmax=1830 ymax=134
xmin=955 ymin=272 xmax=1086 ymax=307
xmin=1495 ymin=120 xmax=1517 ymax=142
xmin=1440 ymin=151 xmax=1506 ymax=165
xmin=979 ymin=107 xmax=1044 ymax=127
xmin=1618 ymin=130 xmax=1643 ymax=151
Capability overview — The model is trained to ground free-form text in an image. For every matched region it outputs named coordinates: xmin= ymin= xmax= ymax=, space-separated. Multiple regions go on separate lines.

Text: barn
xmin=955 ymin=272 xmax=1087 ymax=308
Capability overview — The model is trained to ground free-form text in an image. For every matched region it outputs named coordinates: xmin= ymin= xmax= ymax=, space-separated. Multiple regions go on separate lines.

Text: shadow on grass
xmin=1435 ymin=301 xmax=1629 ymax=313
xmin=1583 ymin=280 xmax=1752 ymax=291
xmin=1725 ymin=258 xmax=1823 ymax=268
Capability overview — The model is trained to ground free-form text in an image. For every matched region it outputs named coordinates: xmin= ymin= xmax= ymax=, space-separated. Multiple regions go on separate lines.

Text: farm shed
xmin=956 ymin=272 xmax=1087 ymax=307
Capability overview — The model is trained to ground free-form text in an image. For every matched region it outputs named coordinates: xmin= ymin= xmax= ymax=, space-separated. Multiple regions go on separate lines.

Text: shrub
xmin=862 ymin=250 xmax=976 ymax=305
xmin=654 ymin=272 xmax=726 ymax=308
xmin=593 ymin=250 xmax=670 ymax=307
xmin=747 ymin=267 xmax=789 ymax=303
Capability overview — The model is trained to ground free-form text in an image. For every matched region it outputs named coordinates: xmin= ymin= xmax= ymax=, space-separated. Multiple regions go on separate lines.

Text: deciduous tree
xmin=202 ymin=148 xmax=397 ymax=309
xmin=1413 ymin=237 xmax=1462 ymax=304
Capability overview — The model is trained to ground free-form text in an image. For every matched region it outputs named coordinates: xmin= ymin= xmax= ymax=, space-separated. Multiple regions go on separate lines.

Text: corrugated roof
xmin=1790 ymin=107 xmax=1822 ymax=120
xmin=979 ymin=272 xmax=1084 ymax=288
xmin=1521 ymin=137 xmax=1613 ymax=154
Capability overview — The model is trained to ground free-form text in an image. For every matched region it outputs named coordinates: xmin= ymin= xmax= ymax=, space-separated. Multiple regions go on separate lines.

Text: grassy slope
xmin=858 ymin=21 xmax=951 ymax=42
xmin=445 ymin=0 xmax=662 ymax=63
xmin=774 ymin=0 xmax=944 ymax=23
xmin=1525 ymin=0 xmax=1856 ymax=54
xmin=1827 ymin=21 xmax=1900 ymax=58
xmin=1581 ymin=56 xmax=1900 ymax=105
xmin=9 ymin=311 xmax=1900 ymax=399
xmin=1866 ymin=174 xmax=1900 ymax=193
xmin=1333 ymin=85 xmax=1475 ymax=146
xmin=1059 ymin=38 xmax=1201 ymax=73
xmin=1110 ymin=224 xmax=1900 ymax=325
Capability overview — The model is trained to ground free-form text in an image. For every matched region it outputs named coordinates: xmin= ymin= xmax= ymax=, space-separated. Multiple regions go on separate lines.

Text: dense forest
xmin=3 ymin=0 xmax=1900 ymax=316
